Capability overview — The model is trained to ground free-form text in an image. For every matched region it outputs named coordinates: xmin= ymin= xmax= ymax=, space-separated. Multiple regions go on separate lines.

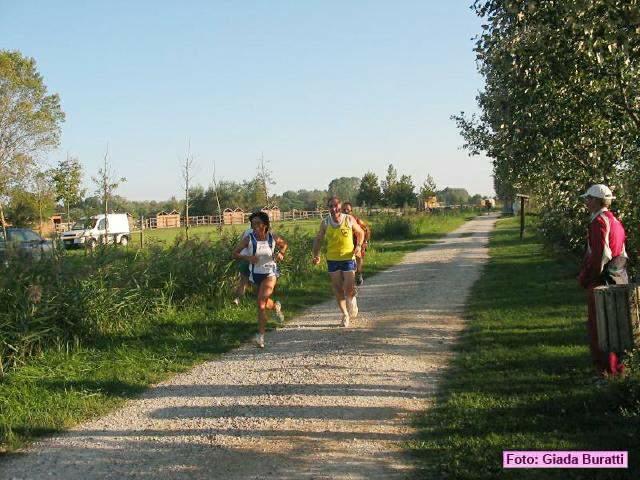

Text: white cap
xmin=580 ymin=184 xmax=616 ymax=199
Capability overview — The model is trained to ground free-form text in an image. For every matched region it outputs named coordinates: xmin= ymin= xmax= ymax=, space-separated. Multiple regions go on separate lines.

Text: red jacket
xmin=578 ymin=209 xmax=627 ymax=288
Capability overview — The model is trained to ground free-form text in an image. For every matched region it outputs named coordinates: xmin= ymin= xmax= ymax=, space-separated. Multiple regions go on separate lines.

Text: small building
xmin=223 ymin=208 xmax=245 ymax=225
xmin=262 ymin=205 xmax=281 ymax=222
xmin=156 ymin=210 xmax=181 ymax=228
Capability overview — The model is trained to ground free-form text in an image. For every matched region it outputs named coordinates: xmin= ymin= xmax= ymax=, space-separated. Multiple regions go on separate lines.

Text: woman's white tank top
xmin=249 ymin=232 xmax=278 ymax=275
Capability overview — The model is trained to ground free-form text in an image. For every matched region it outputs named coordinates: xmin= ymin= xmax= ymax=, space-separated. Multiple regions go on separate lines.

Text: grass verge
xmin=0 ymin=212 xmax=474 ymax=453
xmin=410 ymin=215 xmax=640 ymax=479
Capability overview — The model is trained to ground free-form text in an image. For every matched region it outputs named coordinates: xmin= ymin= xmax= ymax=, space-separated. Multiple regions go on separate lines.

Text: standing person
xmin=233 ymin=226 xmax=253 ymax=305
xmin=232 ymin=211 xmax=287 ymax=348
xmin=342 ymin=202 xmax=370 ymax=286
xmin=577 ymin=184 xmax=628 ymax=376
xmin=312 ymin=197 xmax=365 ymax=327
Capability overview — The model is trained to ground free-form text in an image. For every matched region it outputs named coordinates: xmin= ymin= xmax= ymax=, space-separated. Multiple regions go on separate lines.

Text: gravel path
xmin=1 ymin=214 xmax=497 ymax=480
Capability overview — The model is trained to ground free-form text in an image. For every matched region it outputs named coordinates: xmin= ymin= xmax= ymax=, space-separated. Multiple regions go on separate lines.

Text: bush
xmin=371 ymin=216 xmax=416 ymax=240
xmin=0 ymin=226 xmax=318 ymax=374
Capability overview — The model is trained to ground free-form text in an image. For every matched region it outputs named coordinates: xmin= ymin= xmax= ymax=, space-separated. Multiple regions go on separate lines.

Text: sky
xmin=0 ymin=1 xmax=493 ymax=201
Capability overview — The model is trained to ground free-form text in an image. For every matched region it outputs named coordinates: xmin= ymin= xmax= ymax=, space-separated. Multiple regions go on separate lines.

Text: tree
xmin=33 ymin=170 xmax=56 ymax=235
xmin=357 ymin=172 xmax=382 ymax=209
xmin=210 ymin=161 xmax=224 ymax=231
xmin=6 ymin=188 xmax=38 ymax=227
xmin=394 ymin=174 xmax=417 ymax=208
xmin=437 ymin=187 xmax=470 ymax=206
xmin=275 ymin=191 xmax=306 ymax=211
xmin=328 ymin=177 xmax=360 ymax=203
xmin=92 ymin=148 xmax=126 ymax=243
xmin=469 ymin=194 xmax=483 ymax=206
xmin=181 ymin=142 xmax=195 ymax=239
xmin=419 ymin=174 xmax=438 ymax=200
xmin=0 ymin=50 xmax=65 ymax=237
xmin=256 ymin=152 xmax=275 ymax=206
xmin=456 ymin=0 xmax=640 ymax=256
xmin=52 ymin=155 xmax=84 ymax=224
xmin=381 ymin=164 xmax=398 ymax=206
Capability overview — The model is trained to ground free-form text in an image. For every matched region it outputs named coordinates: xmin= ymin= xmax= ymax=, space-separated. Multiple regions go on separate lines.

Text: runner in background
xmin=312 ymin=197 xmax=365 ymax=327
xmin=233 ymin=211 xmax=287 ymax=348
xmin=233 ymin=226 xmax=253 ymax=305
xmin=342 ymin=201 xmax=370 ymax=286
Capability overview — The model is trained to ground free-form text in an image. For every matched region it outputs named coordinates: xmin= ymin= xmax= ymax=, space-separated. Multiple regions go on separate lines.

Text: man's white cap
xmin=580 ymin=184 xmax=616 ymax=199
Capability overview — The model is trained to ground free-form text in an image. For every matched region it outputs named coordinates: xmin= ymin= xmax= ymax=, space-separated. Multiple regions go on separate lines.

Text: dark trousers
xmin=586 ymin=287 xmax=624 ymax=375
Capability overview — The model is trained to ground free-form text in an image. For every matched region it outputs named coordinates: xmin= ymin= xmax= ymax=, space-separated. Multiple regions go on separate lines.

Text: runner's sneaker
xmin=356 ymin=272 xmax=364 ymax=286
xmin=274 ymin=301 xmax=284 ymax=323
xmin=233 ymin=297 xmax=241 ymax=306
xmin=341 ymin=314 xmax=350 ymax=328
xmin=254 ymin=333 xmax=265 ymax=348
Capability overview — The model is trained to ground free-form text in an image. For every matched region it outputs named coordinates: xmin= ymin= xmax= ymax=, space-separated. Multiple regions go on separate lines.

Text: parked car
xmin=61 ymin=213 xmax=131 ymax=249
xmin=0 ymin=227 xmax=54 ymax=260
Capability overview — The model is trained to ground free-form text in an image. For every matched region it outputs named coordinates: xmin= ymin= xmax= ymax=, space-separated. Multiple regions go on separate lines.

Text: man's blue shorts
xmin=327 ymin=259 xmax=357 ymax=273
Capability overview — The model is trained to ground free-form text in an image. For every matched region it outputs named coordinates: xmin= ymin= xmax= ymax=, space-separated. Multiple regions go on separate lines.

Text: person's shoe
xmin=348 ymin=296 xmax=358 ymax=318
xmin=274 ymin=301 xmax=284 ymax=323
xmin=341 ymin=314 xmax=350 ymax=328
xmin=254 ymin=334 xmax=265 ymax=348
xmin=233 ymin=297 xmax=241 ymax=306
xmin=356 ymin=272 xmax=364 ymax=286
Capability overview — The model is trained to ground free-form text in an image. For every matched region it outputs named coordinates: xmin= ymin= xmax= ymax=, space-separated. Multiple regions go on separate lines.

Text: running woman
xmin=232 ymin=211 xmax=287 ymax=348
xmin=312 ymin=197 xmax=365 ymax=327
xmin=342 ymin=201 xmax=370 ymax=286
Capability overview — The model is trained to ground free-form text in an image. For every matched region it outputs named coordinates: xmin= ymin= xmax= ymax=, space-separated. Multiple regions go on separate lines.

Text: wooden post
xmin=515 ymin=194 xmax=530 ymax=240
xmin=519 ymin=196 xmax=525 ymax=239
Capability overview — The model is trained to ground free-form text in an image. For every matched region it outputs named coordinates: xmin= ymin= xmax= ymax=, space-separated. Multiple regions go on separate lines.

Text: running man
xmin=312 ymin=197 xmax=366 ymax=327
xmin=232 ymin=211 xmax=287 ymax=348
xmin=342 ymin=201 xmax=370 ymax=286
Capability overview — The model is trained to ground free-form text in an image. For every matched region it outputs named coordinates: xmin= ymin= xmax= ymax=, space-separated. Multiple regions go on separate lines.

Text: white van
xmin=62 ymin=213 xmax=131 ymax=249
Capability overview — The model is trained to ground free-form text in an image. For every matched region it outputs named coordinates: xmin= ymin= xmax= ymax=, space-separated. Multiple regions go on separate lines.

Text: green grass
xmin=0 ymin=211 xmax=474 ymax=453
xmin=410 ymin=216 xmax=640 ymax=479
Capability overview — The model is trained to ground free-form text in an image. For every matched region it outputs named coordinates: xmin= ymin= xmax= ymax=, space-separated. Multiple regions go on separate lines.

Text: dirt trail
xmin=1 ymin=214 xmax=497 ymax=480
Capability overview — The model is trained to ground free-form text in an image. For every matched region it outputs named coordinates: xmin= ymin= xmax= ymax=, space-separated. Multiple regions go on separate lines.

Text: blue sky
xmin=1 ymin=1 xmax=492 ymax=200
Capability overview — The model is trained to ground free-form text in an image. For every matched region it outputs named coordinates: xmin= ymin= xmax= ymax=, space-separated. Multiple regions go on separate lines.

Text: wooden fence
xmin=140 ymin=210 xmax=330 ymax=229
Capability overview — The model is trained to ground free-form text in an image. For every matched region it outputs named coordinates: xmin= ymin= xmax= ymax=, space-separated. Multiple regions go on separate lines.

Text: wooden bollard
xmin=593 ymin=284 xmax=640 ymax=352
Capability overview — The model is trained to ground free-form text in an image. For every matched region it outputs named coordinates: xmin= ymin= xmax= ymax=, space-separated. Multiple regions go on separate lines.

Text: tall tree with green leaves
xmin=381 ymin=164 xmax=398 ymax=207
xmin=394 ymin=174 xmax=417 ymax=208
xmin=33 ymin=170 xmax=56 ymax=236
xmin=328 ymin=177 xmax=360 ymax=203
xmin=419 ymin=174 xmax=438 ymax=201
xmin=0 ymin=50 xmax=65 ymax=237
xmin=52 ymin=155 xmax=84 ymax=224
xmin=455 ymin=0 xmax=640 ymax=256
xmin=357 ymin=171 xmax=382 ymax=209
